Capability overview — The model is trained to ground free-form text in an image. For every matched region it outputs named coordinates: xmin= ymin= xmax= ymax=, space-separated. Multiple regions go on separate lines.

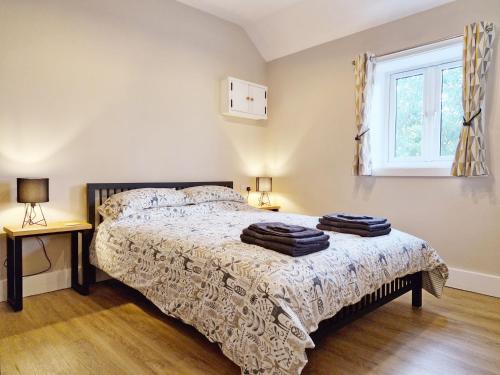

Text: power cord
xmin=2 ymin=236 xmax=52 ymax=277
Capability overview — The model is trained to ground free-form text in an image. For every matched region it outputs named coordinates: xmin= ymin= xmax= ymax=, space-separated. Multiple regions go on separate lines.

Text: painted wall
xmin=0 ymin=0 xmax=266 ymax=283
xmin=266 ymin=0 xmax=500 ymax=277
xmin=1 ymin=0 xmax=498 ymax=298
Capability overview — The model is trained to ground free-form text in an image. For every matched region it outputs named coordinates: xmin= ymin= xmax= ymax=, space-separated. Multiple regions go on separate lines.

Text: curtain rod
xmin=351 ymin=33 xmax=463 ymax=65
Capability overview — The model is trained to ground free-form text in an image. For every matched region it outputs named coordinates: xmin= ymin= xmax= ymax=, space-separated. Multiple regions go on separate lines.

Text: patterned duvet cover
xmin=91 ymin=201 xmax=448 ymax=374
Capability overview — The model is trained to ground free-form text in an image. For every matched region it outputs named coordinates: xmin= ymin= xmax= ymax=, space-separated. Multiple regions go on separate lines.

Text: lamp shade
xmin=256 ymin=177 xmax=272 ymax=192
xmin=17 ymin=178 xmax=49 ymax=203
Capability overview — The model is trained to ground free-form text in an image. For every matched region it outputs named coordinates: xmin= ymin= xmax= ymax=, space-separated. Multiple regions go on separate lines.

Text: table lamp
xmin=256 ymin=177 xmax=272 ymax=206
xmin=17 ymin=178 xmax=49 ymax=228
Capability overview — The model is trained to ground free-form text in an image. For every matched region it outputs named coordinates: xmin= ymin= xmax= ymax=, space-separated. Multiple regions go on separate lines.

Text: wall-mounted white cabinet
xmin=221 ymin=77 xmax=267 ymax=120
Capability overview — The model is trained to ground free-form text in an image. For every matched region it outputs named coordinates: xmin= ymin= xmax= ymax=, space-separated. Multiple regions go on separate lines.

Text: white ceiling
xmin=177 ymin=0 xmax=305 ymax=25
xmin=176 ymin=0 xmax=455 ymax=61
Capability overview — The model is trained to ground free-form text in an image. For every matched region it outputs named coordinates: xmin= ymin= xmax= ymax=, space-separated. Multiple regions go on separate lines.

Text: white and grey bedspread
xmin=91 ymin=201 xmax=448 ymax=375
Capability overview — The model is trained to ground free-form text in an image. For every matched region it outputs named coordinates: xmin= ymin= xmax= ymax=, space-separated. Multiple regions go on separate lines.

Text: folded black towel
xmin=249 ymin=222 xmax=325 ymax=239
xmin=243 ymin=228 xmax=330 ymax=246
xmin=241 ymin=234 xmax=330 ymax=256
xmin=317 ymin=224 xmax=391 ymax=237
xmin=319 ymin=218 xmax=391 ymax=231
xmin=263 ymin=223 xmax=305 ymax=233
xmin=323 ymin=213 xmax=387 ymax=226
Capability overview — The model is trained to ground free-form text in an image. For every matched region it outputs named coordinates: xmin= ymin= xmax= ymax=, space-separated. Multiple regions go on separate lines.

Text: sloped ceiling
xmin=176 ymin=0 xmax=455 ymax=61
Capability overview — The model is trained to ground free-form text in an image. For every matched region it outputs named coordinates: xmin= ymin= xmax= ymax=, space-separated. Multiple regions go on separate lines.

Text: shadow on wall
xmin=69 ymin=184 xmax=87 ymax=220
xmin=0 ymin=181 xmax=12 ymax=208
xmin=0 ymin=234 xmax=5 ymax=280
xmin=0 ymin=235 xmax=74 ymax=282
xmin=459 ymin=175 xmax=497 ymax=205
xmin=353 ymin=176 xmax=377 ymax=201
xmin=467 ymin=51 xmax=498 ymax=205
xmin=223 ymin=117 xmax=266 ymax=128
xmin=352 ymin=173 xmax=497 ymax=206
xmin=0 ymin=182 xmax=11 ymax=280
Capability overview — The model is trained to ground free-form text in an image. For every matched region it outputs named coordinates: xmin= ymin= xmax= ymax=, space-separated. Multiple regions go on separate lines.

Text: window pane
xmin=441 ymin=67 xmax=462 ymax=156
xmin=395 ymin=74 xmax=424 ymax=158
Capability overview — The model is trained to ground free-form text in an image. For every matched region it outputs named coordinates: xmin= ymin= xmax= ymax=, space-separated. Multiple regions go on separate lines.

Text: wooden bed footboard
xmin=311 ymin=271 xmax=422 ymax=340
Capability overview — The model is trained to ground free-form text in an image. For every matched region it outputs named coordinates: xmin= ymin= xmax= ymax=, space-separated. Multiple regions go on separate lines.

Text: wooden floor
xmin=0 ymin=282 xmax=499 ymax=375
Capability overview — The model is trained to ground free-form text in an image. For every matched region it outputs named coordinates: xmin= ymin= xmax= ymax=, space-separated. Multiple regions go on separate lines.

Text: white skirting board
xmin=0 ymin=268 xmax=71 ymax=302
xmin=0 ymin=268 xmax=110 ymax=303
xmin=446 ymin=267 xmax=500 ymax=298
xmin=0 ymin=267 xmax=498 ymax=303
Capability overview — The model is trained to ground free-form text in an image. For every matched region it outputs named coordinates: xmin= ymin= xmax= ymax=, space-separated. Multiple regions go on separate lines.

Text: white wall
xmin=266 ymin=0 xmax=500 ymax=279
xmin=0 ymin=0 xmax=267 ymax=282
xmin=1 ymin=0 xmax=499 ymax=299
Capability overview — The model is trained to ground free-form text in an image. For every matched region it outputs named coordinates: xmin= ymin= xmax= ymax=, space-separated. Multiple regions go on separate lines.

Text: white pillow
xmin=97 ymin=188 xmax=188 ymax=219
xmin=182 ymin=185 xmax=245 ymax=204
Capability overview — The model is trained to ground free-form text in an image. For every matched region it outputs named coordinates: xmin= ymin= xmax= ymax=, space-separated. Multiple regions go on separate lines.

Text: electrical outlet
xmin=239 ymin=184 xmax=252 ymax=192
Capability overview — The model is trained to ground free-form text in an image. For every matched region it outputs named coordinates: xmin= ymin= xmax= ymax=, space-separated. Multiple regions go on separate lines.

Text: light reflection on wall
xmin=0 ymin=121 xmax=84 ymax=168
xmin=0 ymin=205 xmax=72 ymax=227
xmin=222 ymin=118 xmax=267 ymax=177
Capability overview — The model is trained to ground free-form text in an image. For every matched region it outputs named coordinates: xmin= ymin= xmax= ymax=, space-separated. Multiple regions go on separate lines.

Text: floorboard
xmin=0 ymin=282 xmax=498 ymax=374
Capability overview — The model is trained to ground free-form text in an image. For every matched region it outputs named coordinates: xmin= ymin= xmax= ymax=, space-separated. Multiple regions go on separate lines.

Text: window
xmin=371 ymin=39 xmax=463 ymax=176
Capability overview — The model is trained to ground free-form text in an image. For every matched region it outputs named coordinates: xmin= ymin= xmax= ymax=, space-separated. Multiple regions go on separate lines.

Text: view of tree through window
xmin=378 ymin=43 xmax=463 ymax=171
xmin=440 ymin=67 xmax=462 ymax=156
xmin=395 ymin=74 xmax=424 ymax=158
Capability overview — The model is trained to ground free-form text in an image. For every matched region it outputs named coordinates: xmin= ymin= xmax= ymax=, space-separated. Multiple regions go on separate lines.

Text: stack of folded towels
xmin=317 ymin=213 xmax=391 ymax=237
xmin=241 ymin=222 xmax=330 ymax=257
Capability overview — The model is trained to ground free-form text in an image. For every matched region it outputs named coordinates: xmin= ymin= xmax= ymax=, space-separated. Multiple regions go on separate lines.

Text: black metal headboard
xmin=87 ymin=181 xmax=233 ymax=229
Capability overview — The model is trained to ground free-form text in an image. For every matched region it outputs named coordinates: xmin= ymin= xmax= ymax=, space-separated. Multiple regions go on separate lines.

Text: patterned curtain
xmin=451 ymin=22 xmax=496 ymax=176
xmin=353 ymin=52 xmax=374 ymax=176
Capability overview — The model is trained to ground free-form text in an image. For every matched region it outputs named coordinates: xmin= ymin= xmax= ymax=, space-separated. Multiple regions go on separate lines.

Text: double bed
xmin=84 ymin=181 xmax=448 ymax=375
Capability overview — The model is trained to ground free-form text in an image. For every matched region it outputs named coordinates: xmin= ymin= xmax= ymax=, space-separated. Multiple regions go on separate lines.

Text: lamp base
xmin=22 ymin=203 xmax=47 ymax=228
xmin=258 ymin=192 xmax=271 ymax=207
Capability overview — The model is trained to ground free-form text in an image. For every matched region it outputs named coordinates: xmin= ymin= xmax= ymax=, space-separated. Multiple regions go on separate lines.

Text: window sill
xmin=372 ymin=167 xmax=452 ymax=177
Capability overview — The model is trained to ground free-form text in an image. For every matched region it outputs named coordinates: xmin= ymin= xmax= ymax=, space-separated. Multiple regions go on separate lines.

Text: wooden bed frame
xmin=82 ymin=181 xmax=422 ymax=334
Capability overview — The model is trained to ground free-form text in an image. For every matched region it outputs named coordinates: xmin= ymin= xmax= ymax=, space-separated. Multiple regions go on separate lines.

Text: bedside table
xmin=3 ymin=221 xmax=92 ymax=312
xmin=257 ymin=205 xmax=281 ymax=212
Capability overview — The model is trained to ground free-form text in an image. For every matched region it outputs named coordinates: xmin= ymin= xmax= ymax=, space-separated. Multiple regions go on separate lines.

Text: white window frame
xmin=371 ymin=38 xmax=463 ymax=177
xmin=387 ymin=68 xmax=426 ymax=164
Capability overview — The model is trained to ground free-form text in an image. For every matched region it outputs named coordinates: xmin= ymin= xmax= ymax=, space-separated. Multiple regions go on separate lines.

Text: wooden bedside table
xmin=3 ymin=221 xmax=93 ymax=312
xmin=257 ymin=205 xmax=281 ymax=212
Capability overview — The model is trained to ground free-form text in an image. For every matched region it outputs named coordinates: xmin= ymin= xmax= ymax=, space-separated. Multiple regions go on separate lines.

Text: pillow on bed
xmin=182 ymin=185 xmax=245 ymax=204
xmin=97 ymin=188 xmax=188 ymax=219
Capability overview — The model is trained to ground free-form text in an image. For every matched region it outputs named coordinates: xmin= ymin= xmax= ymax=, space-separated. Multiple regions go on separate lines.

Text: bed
xmin=83 ymin=181 xmax=448 ymax=375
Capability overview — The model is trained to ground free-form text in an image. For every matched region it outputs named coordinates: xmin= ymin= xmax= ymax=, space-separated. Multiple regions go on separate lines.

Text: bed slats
xmin=314 ymin=272 xmax=420 ymax=339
